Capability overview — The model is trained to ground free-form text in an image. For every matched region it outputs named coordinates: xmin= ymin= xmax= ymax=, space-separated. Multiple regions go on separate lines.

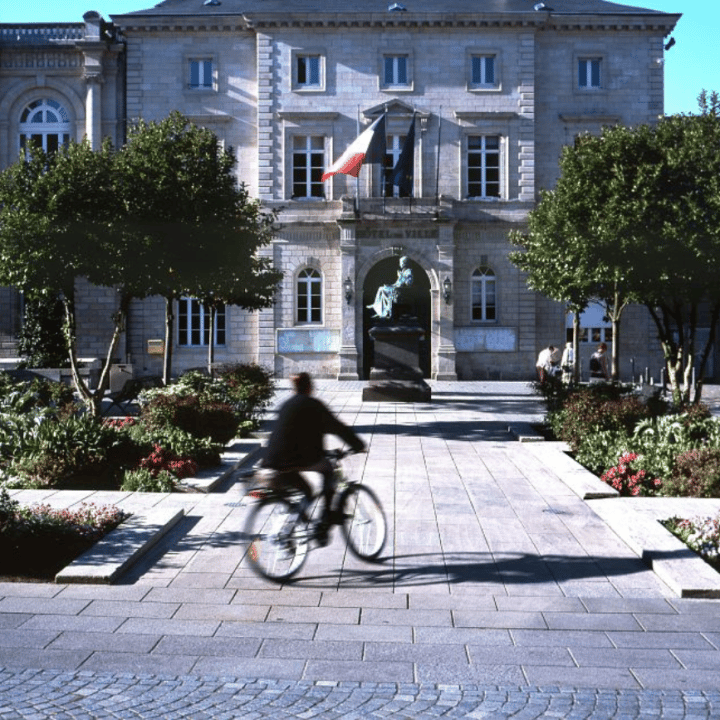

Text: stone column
xmin=84 ymin=75 xmax=102 ymax=149
xmin=434 ymin=223 xmax=457 ymax=380
xmin=337 ymin=218 xmax=359 ymax=380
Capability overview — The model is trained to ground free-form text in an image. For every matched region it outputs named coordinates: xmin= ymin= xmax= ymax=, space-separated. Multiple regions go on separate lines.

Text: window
xmin=471 ymin=267 xmax=496 ymax=321
xmin=467 ymin=136 xmax=501 ymax=199
xmin=566 ymin=303 xmax=611 ymax=344
xmin=578 ymin=58 xmax=601 ymax=89
xmin=189 ymin=58 xmax=213 ymax=89
xmin=383 ymin=134 xmax=409 ymax=198
xmin=383 ymin=55 xmax=409 ymax=86
xmin=297 ymin=55 xmax=321 ymax=88
xmin=178 ymin=298 xmax=226 ymax=346
xmin=297 ymin=268 xmax=322 ymax=324
xmin=292 ymin=136 xmax=325 ymax=199
xmin=19 ymin=98 xmax=70 ymax=154
xmin=471 ymin=55 xmax=496 ymax=87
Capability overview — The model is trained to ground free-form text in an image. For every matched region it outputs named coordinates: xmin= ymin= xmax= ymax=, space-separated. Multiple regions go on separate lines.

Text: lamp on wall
xmin=344 ymin=275 xmax=353 ymax=305
xmin=442 ymin=276 xmax=452 ymax=304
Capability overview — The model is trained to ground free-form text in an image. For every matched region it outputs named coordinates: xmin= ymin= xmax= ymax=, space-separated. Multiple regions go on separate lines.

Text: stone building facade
xmin=1 ymin=1 xmax=682 ymax=382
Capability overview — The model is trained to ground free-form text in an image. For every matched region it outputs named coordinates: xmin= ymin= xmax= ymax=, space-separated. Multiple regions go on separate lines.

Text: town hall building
xmin=0 ymin=0 xmax=682 ymax=382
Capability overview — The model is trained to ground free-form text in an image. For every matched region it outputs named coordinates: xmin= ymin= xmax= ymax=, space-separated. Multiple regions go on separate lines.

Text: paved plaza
xmin=1 ymin=381 xmax=720 ymax=718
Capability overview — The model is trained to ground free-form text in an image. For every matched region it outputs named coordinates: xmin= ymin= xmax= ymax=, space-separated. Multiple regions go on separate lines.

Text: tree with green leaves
xmin=0 ymin=138 xmax=130 ymax=413
xmin=0 ymin=112 xmax=281 ymax=413
xmin=510 ymin=93 xmax=720 ymax=404
xmin=115 ymin=112 xmax=281 ymax=383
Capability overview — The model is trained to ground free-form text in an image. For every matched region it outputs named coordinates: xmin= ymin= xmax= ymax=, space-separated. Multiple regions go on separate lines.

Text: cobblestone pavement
xmin=2 ymin=381 xmax=720 ymax=719
xmin=1 ymin=669 xmax=720 ymax=719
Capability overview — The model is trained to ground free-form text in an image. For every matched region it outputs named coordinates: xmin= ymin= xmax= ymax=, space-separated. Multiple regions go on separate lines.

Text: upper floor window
xmin=297 ymin=54 xmax=321 ymax=88
xmin=578 ymin=58 xmax=601 ymax=89
xmin=471 ymin=55 xmax=496 ymax=87
xmin=297 ymin=268 xmax=322 ymax=324
xmin=189 ymin=58 xmax=214 ymax=89
xmin=292 ymin=136 xmax=325 ymax=199
xmin=383 ymin=54 xmax=410 ymax=87
xmin=383 ymin=134 xmax=409 ymax=198
xmin=178 ymin=298 xmax=226 ymax=346
xmin=467 ymin=135 xmax=501 ymax=199
xmin=19 ymin=98 xmax=70 ymax=154
xmin=471 ymin=266 xmax=496 ymax=321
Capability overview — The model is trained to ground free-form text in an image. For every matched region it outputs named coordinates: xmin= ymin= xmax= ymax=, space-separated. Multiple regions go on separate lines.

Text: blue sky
xmin=3 ymin=0 xmax=717 ymax=116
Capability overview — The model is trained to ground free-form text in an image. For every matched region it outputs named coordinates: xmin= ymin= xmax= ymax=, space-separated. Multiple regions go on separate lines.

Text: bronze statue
xmin=367 ymin=256 xmax=413 ymax=319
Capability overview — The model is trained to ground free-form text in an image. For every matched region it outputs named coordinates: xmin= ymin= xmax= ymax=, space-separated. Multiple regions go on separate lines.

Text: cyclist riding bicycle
xmin=261 ymin=372 xmax=366 ymax=545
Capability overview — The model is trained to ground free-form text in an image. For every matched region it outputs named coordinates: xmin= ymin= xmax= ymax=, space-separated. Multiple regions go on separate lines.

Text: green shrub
xmin=550 ymin=385 xmax=652 ymax=454
xmin=572 ymin=428 xmax=628 ymax=477
xmin=122 ymin=421 xmax=221 ymax=468
xmin=120 ymin=468 xmax=175 ymax=493
xmin=661 ymin=448 xmax=720 ymax=498
xmin=215 ymin=363 xmax=275 ymax=426
xmin=5 ymin=415 xmax=120 ymax=488
xmin=139 ymin=392 xmax=238 ymax=444
xmin=627 ymin=411 xmax=720 ymax=484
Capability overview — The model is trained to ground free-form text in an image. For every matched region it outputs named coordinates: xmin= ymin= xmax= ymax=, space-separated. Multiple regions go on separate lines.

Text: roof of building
xmin=112 ymin=0 xmax=677 ymax=19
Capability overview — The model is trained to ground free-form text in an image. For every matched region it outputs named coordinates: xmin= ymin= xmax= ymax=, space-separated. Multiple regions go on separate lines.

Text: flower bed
xmin=663 ymin=514 xmax=720 ymax=574
xmin=0 ymin=364 xmax=274 ymax=492
xmin=537 ymin=380 xmax=720 ymax=573
xmin=0 ymin=488 xmax=128 ymax=581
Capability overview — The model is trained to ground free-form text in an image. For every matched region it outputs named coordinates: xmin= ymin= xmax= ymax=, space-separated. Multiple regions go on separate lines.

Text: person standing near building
xmin=561 ymin=341 xmax=575 ymax=384
xmin=536 ymin=345 xmax=558 ymax=382
xmin=589 ymin=342 xmax=610 ymax=382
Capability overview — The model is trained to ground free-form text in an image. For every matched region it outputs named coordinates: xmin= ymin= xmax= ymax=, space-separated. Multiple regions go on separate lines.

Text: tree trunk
xmin=207 ymin=304 xmax=216 ymax=376
xmin=573 ymin=312 xmax=581 ymax=384
xmin=163 ymin=296 xmax=174 ymax=386
xmin=62 ymin=291 xmax=129 ymax=417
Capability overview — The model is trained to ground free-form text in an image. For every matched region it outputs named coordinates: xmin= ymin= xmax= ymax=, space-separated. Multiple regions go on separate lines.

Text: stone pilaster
xmin=337 ymin=221 xmax=359 ymax=379
xmin=434 ymin=223 xmax=457 ymax=381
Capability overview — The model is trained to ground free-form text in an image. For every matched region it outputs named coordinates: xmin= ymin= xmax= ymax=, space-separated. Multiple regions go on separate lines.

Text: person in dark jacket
xmin=261 ymin=372 xmax=366 ymax=543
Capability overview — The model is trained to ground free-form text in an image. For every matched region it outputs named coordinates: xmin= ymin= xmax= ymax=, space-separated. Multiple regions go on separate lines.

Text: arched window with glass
xmin=471 ymin=266 xmax=496 ymax=321
xmin=297 ymin=268 xmax=322 ymax=324
xmin=19 ymin=98 xmax=71 ymax=154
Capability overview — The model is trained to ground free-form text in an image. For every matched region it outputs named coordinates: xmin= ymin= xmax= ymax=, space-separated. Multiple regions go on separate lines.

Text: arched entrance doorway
xmin=362 ymin=256 xmax=431 ymax=379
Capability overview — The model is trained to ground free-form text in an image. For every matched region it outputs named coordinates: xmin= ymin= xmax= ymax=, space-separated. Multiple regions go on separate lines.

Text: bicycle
xmin=241 ymin=448 xmax=386 ymax=582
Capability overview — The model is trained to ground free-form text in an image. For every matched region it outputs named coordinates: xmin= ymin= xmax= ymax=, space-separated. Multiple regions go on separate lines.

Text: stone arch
xmin=1 ymin=79 xmax=85 ymax=166
xmin=357 ymin=250 xmax=437 ymax=379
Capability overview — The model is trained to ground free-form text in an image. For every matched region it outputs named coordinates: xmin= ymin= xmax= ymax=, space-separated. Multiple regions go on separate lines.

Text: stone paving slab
xmin=1 ymin=381 xmax=720 ymax=718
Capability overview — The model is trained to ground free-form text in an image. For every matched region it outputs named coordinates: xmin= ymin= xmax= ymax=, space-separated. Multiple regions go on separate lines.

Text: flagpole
xmin=435 ymin=107 xmax=442 ymax=214
xmin=355 ymin=106 xmax=360 ymax=206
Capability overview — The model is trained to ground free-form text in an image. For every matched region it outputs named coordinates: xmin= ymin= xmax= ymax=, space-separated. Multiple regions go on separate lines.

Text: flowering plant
xmin=138 ymin=444 xmax=198 ymax=480
xmin=1 ymin=489 xmax=127 ymax=542
xmin=664 ymin=514 xmax=720 ymax=570
xmin=600 ymin=451 xmax=661 ymax=496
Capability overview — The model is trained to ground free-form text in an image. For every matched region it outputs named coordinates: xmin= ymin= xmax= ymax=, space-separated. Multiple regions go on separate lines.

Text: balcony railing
xmin=0 ymin=24 xmax=84 ymax=45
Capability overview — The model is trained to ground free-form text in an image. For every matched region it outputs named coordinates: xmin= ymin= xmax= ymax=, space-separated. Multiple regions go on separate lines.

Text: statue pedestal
xmin=362 ymin=322 xmax=431 ymax=402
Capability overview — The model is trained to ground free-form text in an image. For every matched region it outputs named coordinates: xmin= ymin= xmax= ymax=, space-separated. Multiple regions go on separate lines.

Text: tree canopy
xmin=0 ymin=112 xmax=281 ymax=413
xmin=510 ymin=95 xmax=720 ymax=403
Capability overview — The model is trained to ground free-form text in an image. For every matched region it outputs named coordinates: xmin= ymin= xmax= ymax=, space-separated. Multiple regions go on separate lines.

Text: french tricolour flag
xmin=321 ymin=115 xmax=386 ymax=182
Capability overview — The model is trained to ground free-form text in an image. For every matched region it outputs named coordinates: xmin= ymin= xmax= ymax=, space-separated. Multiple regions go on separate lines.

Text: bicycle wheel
xmin=244 ymin=496 xmax=309 ymax=581
xmin=339 ymin=485 xmax=386 ymax=561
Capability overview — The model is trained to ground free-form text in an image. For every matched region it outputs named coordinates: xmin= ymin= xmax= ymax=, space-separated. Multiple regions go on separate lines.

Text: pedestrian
xmin=536 ymin=345 xmax=559 ymax=383
xmin=561 ymin=341 xmax=574 ymax=384
xmin=589 ymin=342 xmax=610 ymax=382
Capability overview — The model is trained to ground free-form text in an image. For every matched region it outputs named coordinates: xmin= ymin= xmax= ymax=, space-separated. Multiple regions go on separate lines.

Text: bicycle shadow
xmin=290 ymin=550 xmax=671 ymax=590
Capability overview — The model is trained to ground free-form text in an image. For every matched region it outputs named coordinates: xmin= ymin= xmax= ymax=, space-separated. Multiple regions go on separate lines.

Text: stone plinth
xmin=362 ymin=322 xmax=431 ymax=402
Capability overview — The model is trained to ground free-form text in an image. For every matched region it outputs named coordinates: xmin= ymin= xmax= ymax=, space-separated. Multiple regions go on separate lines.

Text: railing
xmin=0 ymin=24 xmax=85 ymax=45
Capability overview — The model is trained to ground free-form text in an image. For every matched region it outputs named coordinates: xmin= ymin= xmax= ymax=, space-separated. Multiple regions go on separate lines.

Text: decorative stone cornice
xmin=113 ymin=11 xmax=678 ymax=34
